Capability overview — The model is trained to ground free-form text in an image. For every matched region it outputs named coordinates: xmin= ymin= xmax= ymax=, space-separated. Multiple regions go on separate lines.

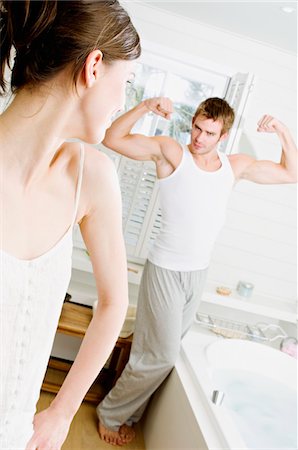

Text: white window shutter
xmin=218 ymin=72 xmax=254 ymax=154
xmin=139 ymin=202 xmax=162 ymax=259
xmin=117 ymin=157 xmax=159 ymax=259
xmin=1 ymin=60 xmax=14 ymax=113
xmin=0 ymin=92 xmax=12 ymax=113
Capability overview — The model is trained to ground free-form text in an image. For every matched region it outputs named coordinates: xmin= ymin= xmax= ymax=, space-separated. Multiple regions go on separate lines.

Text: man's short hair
xmin=194 ymin=97 xmax=235 ymax=135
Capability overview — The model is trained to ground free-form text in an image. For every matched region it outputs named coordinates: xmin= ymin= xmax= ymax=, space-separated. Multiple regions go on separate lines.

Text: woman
xmin=0 ymin=1 xmax=140 ymax=449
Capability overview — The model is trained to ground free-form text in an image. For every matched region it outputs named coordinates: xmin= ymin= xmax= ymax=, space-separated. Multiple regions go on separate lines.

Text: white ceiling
xmin=142 ymin=1 xmax=297 ymax=54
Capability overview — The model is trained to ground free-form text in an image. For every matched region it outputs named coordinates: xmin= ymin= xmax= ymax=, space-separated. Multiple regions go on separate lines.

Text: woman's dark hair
xmin=0 ymin=0 xmax=141 ymax=95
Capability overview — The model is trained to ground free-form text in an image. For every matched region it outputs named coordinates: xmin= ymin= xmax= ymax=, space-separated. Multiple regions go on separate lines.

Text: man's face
xmin=189 ymin=114 xmax=227 ymax=155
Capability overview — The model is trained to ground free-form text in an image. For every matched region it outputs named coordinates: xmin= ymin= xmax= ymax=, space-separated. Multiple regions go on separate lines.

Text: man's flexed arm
xmin=230 ymin=115 xmax=297 ymax=184
xmin=103 ymin=97 xmax=173 ymax=162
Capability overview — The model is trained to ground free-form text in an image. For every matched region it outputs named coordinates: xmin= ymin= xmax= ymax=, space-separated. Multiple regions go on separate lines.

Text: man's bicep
xmin=241 ymin=160 xmax=291 ymax=184
xmin=103 ymin=133 xmax=162 ymax=161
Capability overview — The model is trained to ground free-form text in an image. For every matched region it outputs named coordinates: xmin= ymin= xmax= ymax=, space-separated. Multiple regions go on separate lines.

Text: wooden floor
xmin=37 ymin=392 xmax=146 ymax=450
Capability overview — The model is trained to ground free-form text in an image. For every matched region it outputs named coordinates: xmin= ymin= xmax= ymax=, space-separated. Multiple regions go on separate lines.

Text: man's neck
xmin=187 ymin=145 xmax=222 ymax=171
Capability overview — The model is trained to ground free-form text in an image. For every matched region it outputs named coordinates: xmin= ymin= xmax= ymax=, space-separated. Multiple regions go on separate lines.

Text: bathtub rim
xmin=205 ymin=337 xmax=297 ymax=390
xmin=178 ymin=326 xmax=248 ymax=450
xmin=179 ymin=324 xmax=297 ymax=450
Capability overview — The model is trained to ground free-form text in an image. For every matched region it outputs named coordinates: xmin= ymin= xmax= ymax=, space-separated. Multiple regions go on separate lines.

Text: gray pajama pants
xmin=96 ymin=260 xmax=207 ymax=431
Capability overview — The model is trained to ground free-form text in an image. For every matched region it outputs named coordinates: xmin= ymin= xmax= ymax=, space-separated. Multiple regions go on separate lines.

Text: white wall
xmin=126 ymin=3 xmax=297 ymax=304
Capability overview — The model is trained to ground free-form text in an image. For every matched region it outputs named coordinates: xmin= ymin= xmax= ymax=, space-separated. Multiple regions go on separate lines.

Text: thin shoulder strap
xmin=71 ymin=143 xmax=85 ymax=226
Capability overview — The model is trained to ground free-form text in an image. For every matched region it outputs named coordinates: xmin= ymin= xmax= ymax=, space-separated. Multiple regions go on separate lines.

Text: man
xmin=96 ymin=97 xmax=297 ymax=446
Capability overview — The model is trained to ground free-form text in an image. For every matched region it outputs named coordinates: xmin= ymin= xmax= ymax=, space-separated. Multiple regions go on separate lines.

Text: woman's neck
xmin=0 ymin=85 xmax=76 ymax=185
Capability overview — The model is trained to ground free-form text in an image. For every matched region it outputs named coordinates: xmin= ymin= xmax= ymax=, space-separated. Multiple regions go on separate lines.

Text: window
xmin=125 ymin=49 xmax=229 ymax=144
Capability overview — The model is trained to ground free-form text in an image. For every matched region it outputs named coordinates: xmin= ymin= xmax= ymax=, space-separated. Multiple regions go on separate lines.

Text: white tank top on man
xmin=148 ymin=144 xmax=235 ymax=271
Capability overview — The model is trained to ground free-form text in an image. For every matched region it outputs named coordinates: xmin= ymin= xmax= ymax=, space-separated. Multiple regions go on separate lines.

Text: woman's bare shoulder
xmin=64 ymin=143 xmax=119 ymax=222
xmin=83 ymin=144 xmax=117 ymax=182
xmin=61 ymin=142 xmax=116 ymax=178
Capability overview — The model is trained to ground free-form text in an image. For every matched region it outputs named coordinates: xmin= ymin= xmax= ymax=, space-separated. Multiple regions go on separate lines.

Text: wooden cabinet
xmin=42 ymin=301 xmax=133 ymax=404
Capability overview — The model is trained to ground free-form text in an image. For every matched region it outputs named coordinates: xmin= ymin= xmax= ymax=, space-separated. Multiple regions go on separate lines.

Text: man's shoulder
xmin=228 ymin=153 xmax=256 ymax=180
xmin=154 ymin=135 xmax=183 ymax=153
xmin=154 ymin=136 xmax=183 ymax=169
xmin=228 ymin=153 xmax=255 ymax=167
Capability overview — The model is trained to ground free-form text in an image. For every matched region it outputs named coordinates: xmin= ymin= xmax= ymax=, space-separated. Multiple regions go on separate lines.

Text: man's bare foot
xmin=119 ymin=424 xmax=135 ymax=444
xmin=98 ymin=420 xmax=124 ymax=446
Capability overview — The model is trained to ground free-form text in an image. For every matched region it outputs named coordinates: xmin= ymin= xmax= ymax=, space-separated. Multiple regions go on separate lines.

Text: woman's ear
xmin=84 ymin=50 xmax=104 ymax=88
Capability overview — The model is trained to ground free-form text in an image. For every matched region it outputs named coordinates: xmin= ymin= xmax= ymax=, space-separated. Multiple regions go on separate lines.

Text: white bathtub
xmin=143 ymin=324 xmax=297 ymax=450
xmin=180 ymin=326 xmax=297 ymax=450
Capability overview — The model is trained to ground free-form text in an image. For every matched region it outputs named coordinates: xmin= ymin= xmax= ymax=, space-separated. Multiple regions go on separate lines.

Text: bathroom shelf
xmin=201 ymin=283 xmax=297 ymax=324
xmin=42 ymin=357 xmax=109 ymax=404
xmin=195 ymin=312 xmax=287 ymax=341
xmin=43 ymin=302 xmax=133 ymax=402
xmin=67 ymin=279 xmax=97 ymax=306
xmin=71 ymin=248 xmax=296 ymax=324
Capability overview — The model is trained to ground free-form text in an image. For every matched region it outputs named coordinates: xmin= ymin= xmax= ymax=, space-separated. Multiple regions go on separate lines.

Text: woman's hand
xmin=25 ymin=406 xmax=72 ymax=450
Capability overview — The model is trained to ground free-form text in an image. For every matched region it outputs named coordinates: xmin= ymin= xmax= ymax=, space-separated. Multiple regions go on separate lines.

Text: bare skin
xmin=97 ymin=96 xmax=297 ymax=445
xmin=119 ymin=424 xmax=135 ymax=444
xmin=98 ymin=421 xmax=123 ymax=446
xmin=102 ymin=96 xmax=297 ymax=185
xmin=1 ymin=54 xmax=134 ymax=450
xmin=98 ymin=422 xmax=135 ymax=446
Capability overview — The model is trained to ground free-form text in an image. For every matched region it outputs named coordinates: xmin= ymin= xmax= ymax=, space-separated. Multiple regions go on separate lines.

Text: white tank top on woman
xmin=0 ymin=144 xmax=85 ymax=449
xmin=148 ymin=144 xmax=235 ymax=271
